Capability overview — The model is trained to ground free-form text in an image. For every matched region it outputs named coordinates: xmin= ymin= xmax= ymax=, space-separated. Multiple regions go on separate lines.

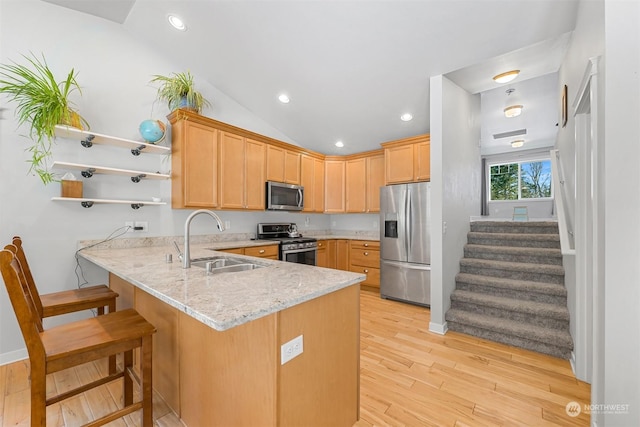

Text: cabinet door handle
xmin=364 ymin=252 xmax=369 ymax=256
xmin=364 ymin=243 xmax=369 ymax=247
xmin=364 ymin=269 xmax=369 ymax=273
xmin=259 ymin=249 xmax=265 ymax=254
xmin=318 ymin=243 xmax=323 ymax=247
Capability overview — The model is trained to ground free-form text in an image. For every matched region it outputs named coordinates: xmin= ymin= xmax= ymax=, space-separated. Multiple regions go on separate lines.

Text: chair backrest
xmin=10 ymin=236 xmax=44 ymax=318
xmin=0 ymin=249 xmax=45 ymax=358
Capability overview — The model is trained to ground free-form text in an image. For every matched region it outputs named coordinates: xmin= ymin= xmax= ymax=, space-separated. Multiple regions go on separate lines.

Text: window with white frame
xmin=489 ymin=159 xmax=552 ymax=201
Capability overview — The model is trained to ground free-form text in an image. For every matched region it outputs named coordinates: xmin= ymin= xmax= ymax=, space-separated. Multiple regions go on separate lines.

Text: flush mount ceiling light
xmin=400 ymin=113 xmax=413 ymax=122
xmin=278 ymin=94 xmax=290 ymax=104
xmin=511 ymin=139 xmax=525 ymax=148
xmin=504 ymin=105 xmax=523 ymax=118
xmin=167 ymin=14 xmax=187 ymax=31
xmin=335 ymin=141 xmax=344 ymax=148
xmin=493 ymin=70 xmax=520 ymax=84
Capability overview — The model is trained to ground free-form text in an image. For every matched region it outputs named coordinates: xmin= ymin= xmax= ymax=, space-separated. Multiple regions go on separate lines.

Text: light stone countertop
xmin=78 ymin=242 xmax=365 ymax=332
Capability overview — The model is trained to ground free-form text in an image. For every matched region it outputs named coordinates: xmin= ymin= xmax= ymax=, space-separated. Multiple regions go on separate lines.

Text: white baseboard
xmin=429 ymin=321 xmax=448 ymax=335
xmin=570 ymin=350 xmax=577 ymax=375
xmin=0 ymin=348 xmax=28 ymax=366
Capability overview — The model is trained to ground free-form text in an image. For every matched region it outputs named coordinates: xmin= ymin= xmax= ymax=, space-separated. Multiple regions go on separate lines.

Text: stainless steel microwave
xmin=265 ymin=181 xmax=304 ymax=211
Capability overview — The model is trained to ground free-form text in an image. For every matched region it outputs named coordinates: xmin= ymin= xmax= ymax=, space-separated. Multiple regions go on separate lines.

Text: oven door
xmin=282 ymin=247 xmax=317 ymax=266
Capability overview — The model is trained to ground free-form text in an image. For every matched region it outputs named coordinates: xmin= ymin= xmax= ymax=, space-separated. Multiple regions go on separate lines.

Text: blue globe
xmin=139 ymin=119 xmax=166 ymax=143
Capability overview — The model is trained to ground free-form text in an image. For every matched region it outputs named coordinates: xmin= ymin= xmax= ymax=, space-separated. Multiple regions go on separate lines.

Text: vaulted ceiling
xmin=43 ymin=0 xmax=579 ymax=155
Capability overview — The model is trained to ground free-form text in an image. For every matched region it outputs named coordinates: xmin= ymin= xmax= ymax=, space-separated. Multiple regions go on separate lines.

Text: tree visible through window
xmin=490 ymin=160 xmax=552 ymax=200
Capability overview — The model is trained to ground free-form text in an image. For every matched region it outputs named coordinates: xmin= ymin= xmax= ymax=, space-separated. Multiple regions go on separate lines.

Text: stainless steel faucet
xmin=183 ymin=209 xmax=225 ymax=268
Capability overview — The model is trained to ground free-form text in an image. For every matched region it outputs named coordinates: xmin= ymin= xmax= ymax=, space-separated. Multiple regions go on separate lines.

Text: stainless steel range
xmin=256 ymin=223 xmax=317 ymax=265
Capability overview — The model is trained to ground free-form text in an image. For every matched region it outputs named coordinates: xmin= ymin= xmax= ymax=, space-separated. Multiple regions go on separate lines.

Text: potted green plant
xmin=0 ymin=53 xmax=88 ymax=184
xmin=150 ymin=70 xmax=211 ymax=114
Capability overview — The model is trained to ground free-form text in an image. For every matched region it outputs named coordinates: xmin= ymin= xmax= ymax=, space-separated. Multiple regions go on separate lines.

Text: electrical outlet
xmin=125 ymin=221 xmax=134 ymax=233
xmin=134 ymin=221 xmax=148 ymax=232
xmin=281 ymin=334 xmax=303 ymax=365
xmin=224 ymin=220 xmax=231 ymax=230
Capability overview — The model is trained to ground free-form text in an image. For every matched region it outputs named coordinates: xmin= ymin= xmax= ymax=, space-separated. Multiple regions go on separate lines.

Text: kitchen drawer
xmin=219 ymin=247 xmax=245 ymax=255
xmin=245 ymin=244 xmax=279 ymax=258
xmin=349 ymin=247 xmax=380 ymax=268
xmin=350 ymin=240 xmax=380 ymax=250
xmin=349 ymin=265 xmax=380 ymax=288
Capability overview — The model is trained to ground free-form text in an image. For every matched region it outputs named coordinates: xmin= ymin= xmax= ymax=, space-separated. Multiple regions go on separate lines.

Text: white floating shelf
xmin=52 ymin=197 xmax=166 ymax=209
xmin=54 ymin=125 xmax=170 ymax=155
xmin=52 ymin=161 xmax=170 ymax=181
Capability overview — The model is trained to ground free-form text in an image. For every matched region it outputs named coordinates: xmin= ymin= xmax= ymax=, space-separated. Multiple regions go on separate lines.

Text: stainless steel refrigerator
xmin=380 ymin=182 xmax=431 ymax=306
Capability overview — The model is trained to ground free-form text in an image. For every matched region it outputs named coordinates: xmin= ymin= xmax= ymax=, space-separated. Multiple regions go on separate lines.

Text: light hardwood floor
xmin=1 ymin=290 xmax=590 ymax=426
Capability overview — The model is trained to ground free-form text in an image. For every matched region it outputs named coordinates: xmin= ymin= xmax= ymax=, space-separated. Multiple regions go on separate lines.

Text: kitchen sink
xmin=190 ymin=256 xmax=267 ymax=274
xmin=205 ymin=263 xmax=264 ymax=274
xmin=190 ymin=256 xmax=243 ymax=269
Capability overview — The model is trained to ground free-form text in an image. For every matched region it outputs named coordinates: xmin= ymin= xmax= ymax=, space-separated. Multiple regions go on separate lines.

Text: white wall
xmin=0 ymin=0 xmax=334 ymax=361
xmin=429 ymin=75 xmax=481 ymax=332
xmin=556 ymin=0 xmax=605 ymax=421
xmin=602 ymin=1 xmax=640 ymax=425
xmin=556 ymin=0 xmax=605 ymax=240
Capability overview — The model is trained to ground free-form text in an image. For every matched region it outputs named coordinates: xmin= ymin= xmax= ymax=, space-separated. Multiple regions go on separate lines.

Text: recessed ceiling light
xmin=278 ymin=94 xmax=290 ymax=104
xmin=493 ymin=70 xmax=520 ymax=84
xmin=167 ymin=14 xmax=187 ymax=31
xmin=511 ymin=139 xmax=524 ymax=148
xmin=504 ymin=105 xmax=523 ymax=118
xmin=335 ymin=141 xmax=344 ymax=148
xmin=400 ymin=113 xmax=413 ymax=122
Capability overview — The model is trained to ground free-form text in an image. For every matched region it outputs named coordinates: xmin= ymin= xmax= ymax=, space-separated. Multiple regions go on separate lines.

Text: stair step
xmin=459 ymin=258 xmax=565 ymax=284
xmin=455 ymin=272 xmax=567 ymax=305
xmin=468 ymin=232 xmax=560 ymax=249
xmin=450 ymin=290 xmax=569 ymax=329
xmin=464 ymin=244 xmax=563 ymax=265
xmin=470 ymin=221 xmax=559 ymax=235
xmin=445 ymin=308 xmax=573 ymax=359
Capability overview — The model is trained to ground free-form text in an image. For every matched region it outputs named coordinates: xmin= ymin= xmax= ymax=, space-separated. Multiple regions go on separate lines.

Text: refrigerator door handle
xmin=407 ymin=186 xmax=412 ymax=258
xmin=381 ymin=259 xmax=431 ymax=271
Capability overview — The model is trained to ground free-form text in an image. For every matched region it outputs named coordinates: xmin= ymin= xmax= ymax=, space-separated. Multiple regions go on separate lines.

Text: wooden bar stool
xmin=0 ymin=248 xmax=156 ymax=427
xmin=11 ymin=236 xmax=118 ymax=317
xmin=9 ymin=236 xmax=120 ymax=373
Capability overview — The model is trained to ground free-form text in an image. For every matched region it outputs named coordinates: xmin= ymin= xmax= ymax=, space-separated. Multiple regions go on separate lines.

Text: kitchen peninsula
xmin=78 ymin=239 xmax=364 ymax=427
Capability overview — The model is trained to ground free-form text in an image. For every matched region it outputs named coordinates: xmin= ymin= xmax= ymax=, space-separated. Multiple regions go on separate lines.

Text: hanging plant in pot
xmin=0 ymin=53 xmax=89 ymax=184
xmin=150 ymin=70 xmax=211 ymax=114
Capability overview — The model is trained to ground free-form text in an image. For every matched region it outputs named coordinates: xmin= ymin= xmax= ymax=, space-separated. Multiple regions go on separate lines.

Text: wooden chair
xmin=9 ymin=236 xmax=120 ymax=373
xmin=0 ymin=248 xmax=156 ymax=427
xmin=11 ymin=236 xmax=118 ymax=317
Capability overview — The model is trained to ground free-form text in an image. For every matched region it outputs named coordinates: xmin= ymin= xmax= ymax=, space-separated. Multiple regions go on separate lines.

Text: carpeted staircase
xmin=445 ymin=221 xmax=573 ymax=359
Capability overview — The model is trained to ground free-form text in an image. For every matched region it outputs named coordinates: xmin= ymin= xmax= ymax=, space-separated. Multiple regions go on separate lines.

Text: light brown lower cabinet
xmin=109 ymin=274 xmax=359 ymax=427
xmin=316 ymin=240 xmax=328 ymax=267
xmin=336 ymin=239 xmax=350 ymax=271
xmin=349 ymin=240 xmax=380 ymax=292
xmin=218 ymin=244 xmax=279 ymax=260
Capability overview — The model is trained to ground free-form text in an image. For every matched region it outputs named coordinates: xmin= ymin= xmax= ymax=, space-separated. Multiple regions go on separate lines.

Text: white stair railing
xmin=550 ymin=149 xmax=575 ymax=255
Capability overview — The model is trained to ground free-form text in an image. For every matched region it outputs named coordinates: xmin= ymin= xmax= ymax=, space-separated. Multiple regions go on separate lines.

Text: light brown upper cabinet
xmin=301 ymin=154 xmax=325 ymax=213
xmin=266 ymin=145 xmax=285 ymax=182
xmin=345 ymin=157 xmax=367 ymax=213
xmin=284 ymin=150 xmax=301 ymax=184
xmin=382 ymin=134 xmax=430 ymax=184
xmin=367 ymin=153 xmax=385 ymax=212
xmin=266 ymin=145 xmax=301 ymax=185
xmin=324 ymin=158 xmax=345 ymax=213
xmin=345 ymin=151 xmax=384 ymax=213
xmin=219 ymin=132 xmax=265 ymax=210
xmin=170 ymin=112 xmax=218 ymax=208
xmin=415 ymin=139 xmax=431 ymax=181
